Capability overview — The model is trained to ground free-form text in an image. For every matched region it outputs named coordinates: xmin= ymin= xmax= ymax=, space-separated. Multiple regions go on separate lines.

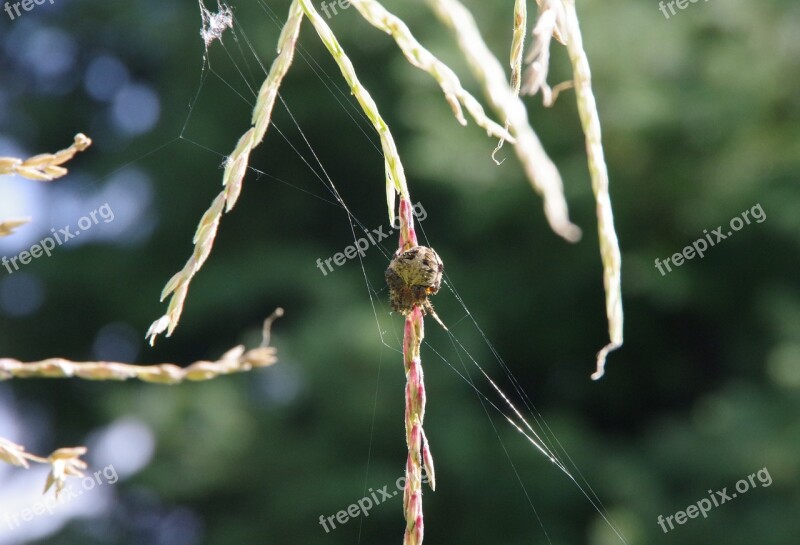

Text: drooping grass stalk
xmin=147 ymin=2 xmax=303 ymax=344
xmin=492 ymin=0 xmax=526 ymax=158
xmin=297 ymin=0 xmax=410 ymax=225
xmin=397 ymin=198 xmax=434 ymax=545
xmin=559 ymin=0 xmax=622 ymax=379
xmin=348 ymin=0 xmax=513 ymax=143
xmin=430 ymin=0 xmax=622 ymax=377
xmin=521 ymin=1 xmax=558 ymax=102
xmin=426 ymin=0 xmax=581 ymax=243
xmin=509 ymin=0 xmax=527 ymax=98
xmin=522 ymin=1 xmax=574 ymax=103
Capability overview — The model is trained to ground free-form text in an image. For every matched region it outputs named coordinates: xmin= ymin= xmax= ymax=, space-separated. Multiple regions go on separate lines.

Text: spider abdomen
xmin=385 ymin=246 xmax=443 ymax=315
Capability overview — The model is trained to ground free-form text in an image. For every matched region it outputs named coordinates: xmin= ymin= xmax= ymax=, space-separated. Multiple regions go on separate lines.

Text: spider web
xmin=190 ymin=3 xmax=629 ymax=543
xmin=2 ymin=1 xmax=628 ymax=542
xmin=187 ymin=2 xmax=629 ymax=543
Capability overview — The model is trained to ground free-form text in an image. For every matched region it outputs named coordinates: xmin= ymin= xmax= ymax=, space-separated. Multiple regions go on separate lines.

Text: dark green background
xmin=0 ymin=0 xmax=798 ymax=544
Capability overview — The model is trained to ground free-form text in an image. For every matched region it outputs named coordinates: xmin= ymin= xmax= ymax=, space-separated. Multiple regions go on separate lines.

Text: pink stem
xmin=398 ymin=197 xmax=431 ymax=545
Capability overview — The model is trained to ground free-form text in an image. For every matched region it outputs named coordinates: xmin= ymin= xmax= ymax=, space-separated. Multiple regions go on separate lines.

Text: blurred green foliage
xmin=0 ymin=0 xmax=798 ymax=544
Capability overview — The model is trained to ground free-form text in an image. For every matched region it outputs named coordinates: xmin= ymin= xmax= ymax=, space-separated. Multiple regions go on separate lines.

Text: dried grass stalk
xmin=432 ymin=0 xmax=622 ymax=377
xmin=147 ymin=2 xmax=303 ymax=344
xmin=0 ymin=346 xmax=277 ymax=384
xmin=6 ymin=311 xmax=282 ymax=383
xmin=0 ymin=133 xmax=92 ymax=181
xmin=348 ymin=0 xmax=513 ymax=143
xmin=559 ymin=0 xmax=623 ymax=379
xmin=521 ymin=0 xmax=559 ymax=102
xmin=2 ymin=312 xmax=281 ymax=497
xmin=426 ymin=0 xmax=581 ymax=242
xmin=297 ymin=0 xmax=410 ymax=224
xmin=0 ymin=134 xmax=92 ymax=238
xmin=492 ymin=0 xmax=526 ymax=158
xmin=510 ymin=0 xmax=527 ymax=98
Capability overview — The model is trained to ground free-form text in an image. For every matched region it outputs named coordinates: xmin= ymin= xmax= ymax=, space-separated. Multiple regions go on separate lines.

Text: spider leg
xmin=423 ymin=301 xmax=448 ymax=331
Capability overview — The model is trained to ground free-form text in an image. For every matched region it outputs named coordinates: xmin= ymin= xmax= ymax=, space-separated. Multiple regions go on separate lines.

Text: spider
xmin=385 ymin=245 xmax=446 ymax=327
